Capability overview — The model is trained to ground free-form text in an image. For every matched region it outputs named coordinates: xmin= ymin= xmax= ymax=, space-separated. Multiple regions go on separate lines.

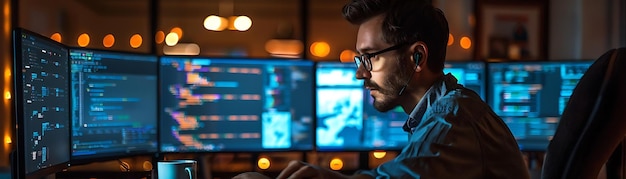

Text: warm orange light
xmin=165 ymin=33 xmax=179 ymax=46
xmin=155 ymin=31 xmax=165 ymax=44
xmin=204 ymin=15 xmax=229 ymax=31
xmin=233 ymin=16 xmax=252 ymax=31
xmin=77 ymin=33 xmax=90 ymax=47
xmin=460 ymin=36 xmax=472 ymax=49
xmin=103 ymin=34 xmax=115 ymax=48
xmin=447 ymin=33 xmax=454 ymax=46
xmin=170 ymin=27 xmax=183 ymax=39
xmin=130 ymin=34 xmax=143 ymax=48
xmin=4 ymin=67 xmax=10 ymax=80
xmin=4 ymin=135 xmax=10 ymax=144
xmin=373 ymin=151 xmax=387 ymax=159
xmin=264 ymin=39 xmax=303 ymax=56
xmin=310 ymin=41 xmax=330 ymax=58
xmin=3 ymin=2 xmax=10 ymax=33
xmin=162 ymin=43 xmax=201 ymax=55
xmin=257 ymin=157 xmax=270 ymax=170
xmin=339 ymin=50 xmax=357 ymax=63
xmin=329 ymin=158 xmax=343 ymax=171
xmin=50 ymin=33 xmax=62 ymax=43
xmin=142 ymin=161 xmax=153 ymax=171
xmin=4 ymin=68 xmax=9 ymax=99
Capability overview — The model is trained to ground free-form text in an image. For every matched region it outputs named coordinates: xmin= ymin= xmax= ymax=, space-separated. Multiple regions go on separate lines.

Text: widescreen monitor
xmin=315 ymin=61 xmax=487 ymax=151
xmin=69 ymin=49 xmax=158 ymax=161
xmin=487 ymin=61 xmax=593 ymax=151
xmin=159 ymin=57 xmax=315 ymax=152
xmin=13 ymin=28 xmax=71 ymax=178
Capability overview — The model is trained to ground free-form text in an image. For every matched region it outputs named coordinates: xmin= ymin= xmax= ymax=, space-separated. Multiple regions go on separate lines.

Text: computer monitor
xmin=444 ymin=61 xmax=487 ymax=100
xmin=13 ymin=28 xmax=71 ymax=178
xmin=69 ymin=49 xmax=158 ymax=162
xmin=316 ymin=62 xmax=410 ymax=151
xmin=487 ymin=61 xmax=593 ymax=151
xmin=159 ymin=57 xmax=315 ymax=152
xmin=315 ymin=61 xmax=487 ymax=151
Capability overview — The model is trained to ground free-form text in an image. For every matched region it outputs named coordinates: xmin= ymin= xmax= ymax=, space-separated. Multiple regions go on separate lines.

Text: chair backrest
xmin=542 ymin=47 xmax=626 ymax=179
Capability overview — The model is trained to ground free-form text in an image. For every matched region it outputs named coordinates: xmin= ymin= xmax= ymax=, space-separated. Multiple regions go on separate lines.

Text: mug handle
xmin=185 ymin=167 xmax=193 ymax=179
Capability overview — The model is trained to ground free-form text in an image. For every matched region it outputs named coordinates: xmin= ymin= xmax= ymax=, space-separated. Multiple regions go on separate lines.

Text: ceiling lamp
xmin=165 ymin=32 xmax=179 ymax=46
xmin=203 ymin=0 xmax=252 ymax=32
xmin=232 ymin=16 xmax=252 ymax=31
xmin=204 ymin=15 xmax=228 ymax=31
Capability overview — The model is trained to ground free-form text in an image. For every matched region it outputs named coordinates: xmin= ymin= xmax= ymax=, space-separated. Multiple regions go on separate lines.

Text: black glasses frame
xmin=354 ymin=44 xmax=406 ymax=71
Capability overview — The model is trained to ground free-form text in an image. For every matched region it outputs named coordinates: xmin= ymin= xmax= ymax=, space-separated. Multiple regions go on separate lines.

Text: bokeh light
xmin=103 ymin=34 xmax=115 ymax=48
xmin=77 ymin=33 xmax=90 ymax=47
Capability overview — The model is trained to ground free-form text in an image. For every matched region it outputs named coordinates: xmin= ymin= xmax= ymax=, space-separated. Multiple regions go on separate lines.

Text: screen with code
xmin=70 ymin=49 xmax=158 ymax=160
xmin=159 ymin=57 xmax=314 ymax=152
xmin=487 ymin=61 xmax=593 ymax=151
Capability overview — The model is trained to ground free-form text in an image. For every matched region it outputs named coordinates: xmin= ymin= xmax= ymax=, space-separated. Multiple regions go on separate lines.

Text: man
xmin=235 ymin=0 xmax=529 ymax=178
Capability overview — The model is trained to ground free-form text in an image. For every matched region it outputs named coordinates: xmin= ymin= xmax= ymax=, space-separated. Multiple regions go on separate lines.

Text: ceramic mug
xmin=157 ymin=160 xmax=197 ymax=179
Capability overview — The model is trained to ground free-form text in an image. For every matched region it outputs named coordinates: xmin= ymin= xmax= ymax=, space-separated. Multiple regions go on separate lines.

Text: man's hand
xmin=276 ymin=160 xmax=349 ymax=179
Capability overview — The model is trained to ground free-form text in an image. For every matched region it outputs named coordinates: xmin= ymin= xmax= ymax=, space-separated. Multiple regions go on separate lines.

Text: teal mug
xmin=157 ymin=160 xmax=197 ymax=179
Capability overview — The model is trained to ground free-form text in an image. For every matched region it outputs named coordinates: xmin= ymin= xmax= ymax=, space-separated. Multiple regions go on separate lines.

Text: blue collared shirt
xmin=358 ymin=74 xmax=530 ymax=178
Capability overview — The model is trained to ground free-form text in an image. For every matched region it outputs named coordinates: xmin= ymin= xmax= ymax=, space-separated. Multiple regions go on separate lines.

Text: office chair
xmin=541 ymin=47 xmax=626 ymax=179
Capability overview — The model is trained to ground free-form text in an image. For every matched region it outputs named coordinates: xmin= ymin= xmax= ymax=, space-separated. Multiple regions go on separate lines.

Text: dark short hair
xmin=342 ymin=0 xmax=449 ymax=73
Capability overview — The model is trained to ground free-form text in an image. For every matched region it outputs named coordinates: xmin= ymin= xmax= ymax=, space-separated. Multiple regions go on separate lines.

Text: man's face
xmin=355 ymin=15 xmax=412 ymax=112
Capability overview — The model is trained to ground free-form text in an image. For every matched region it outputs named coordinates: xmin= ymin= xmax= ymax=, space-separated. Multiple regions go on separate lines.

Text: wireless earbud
xmin=413 ymin=52 xmax=422 ymax=66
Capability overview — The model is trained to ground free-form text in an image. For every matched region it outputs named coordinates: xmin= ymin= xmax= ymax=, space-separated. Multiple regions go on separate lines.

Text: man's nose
xmin=355 ymin=65 xmax=371 ymax=79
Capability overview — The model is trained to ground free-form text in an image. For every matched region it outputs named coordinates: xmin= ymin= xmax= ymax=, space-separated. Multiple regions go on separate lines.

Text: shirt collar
xmin=402 ymin=73 xmax=459 ymax=133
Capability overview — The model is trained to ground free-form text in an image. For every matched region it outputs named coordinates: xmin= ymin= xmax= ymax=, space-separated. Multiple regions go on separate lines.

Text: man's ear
xmin=409 ymin=41 xmax=428 ymax=72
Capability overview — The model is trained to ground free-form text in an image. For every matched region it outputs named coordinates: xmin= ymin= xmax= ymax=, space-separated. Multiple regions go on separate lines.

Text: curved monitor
xmin=159 ymin=57 xmax=315 ymax=152
xmin=13 ymin=28 xmax=71 ymax=178
xmin=487 ymin=60 xmax=594 ymax=151
xmin=69 ymin=48 xmax=158 ymax=162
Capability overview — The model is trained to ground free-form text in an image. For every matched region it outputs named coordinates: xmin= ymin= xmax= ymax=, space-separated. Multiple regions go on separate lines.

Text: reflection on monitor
xmin=444 ymin=61 xmax=486 ymax=100
xmin=70 ymin=49 xmax=158 ymax=160
xmin=160 ymin=57 xmax=314 ymax=152
xmin=316 ymin=62 xmax=409 ymax=151
xmin=487 ymin=61 xmax=593 ymax=151
xmin=13 ymin=29 xmax=71 ymax=177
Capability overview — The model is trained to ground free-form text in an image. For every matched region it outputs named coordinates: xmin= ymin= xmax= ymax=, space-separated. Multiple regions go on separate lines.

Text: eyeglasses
xmin=354 ymin=44 xmax=405 ymax=71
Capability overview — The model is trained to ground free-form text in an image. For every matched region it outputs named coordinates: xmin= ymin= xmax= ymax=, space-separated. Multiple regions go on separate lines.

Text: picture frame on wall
xmin=475 ymin=0 xmax=549 ymax=61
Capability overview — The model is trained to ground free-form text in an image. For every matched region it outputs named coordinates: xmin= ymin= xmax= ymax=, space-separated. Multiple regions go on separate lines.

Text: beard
xmin=365 ymin=58 xmax=414 ymax=112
